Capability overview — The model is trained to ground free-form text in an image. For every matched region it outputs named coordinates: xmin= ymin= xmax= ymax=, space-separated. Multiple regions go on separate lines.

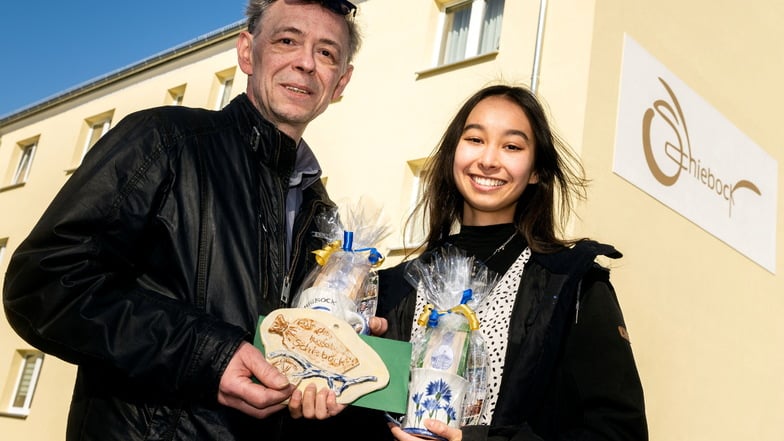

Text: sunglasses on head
xmin=248 ymin=1 xmax=357 ymax=32
xmin=320 ymin=0 xmax=357 ymax=17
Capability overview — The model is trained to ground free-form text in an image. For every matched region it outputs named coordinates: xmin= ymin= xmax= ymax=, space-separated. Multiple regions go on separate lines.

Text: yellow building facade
xmin=1 ymin=1 xmax=782 ymax=440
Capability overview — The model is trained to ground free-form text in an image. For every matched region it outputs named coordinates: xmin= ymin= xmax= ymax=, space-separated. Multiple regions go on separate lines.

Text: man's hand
xmin=368 ymin=316 xmax=388 ymax=336
xmin=217 ymin=341 xmax=295 ymax=419
xmin=288 ymin=382 xmax=347 ymax=419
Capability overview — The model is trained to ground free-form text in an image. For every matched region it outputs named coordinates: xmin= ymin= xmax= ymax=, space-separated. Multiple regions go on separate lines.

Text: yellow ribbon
xmin=312 ymin=240 xmax=341 ymax=266
xmin=312 ymin=240 xmax=386 ymax=268
xmin=449 ymin=303 xmax=480 ymax=331
xmin=417 ymin=303 xmax=435 ymax=327
xmin=416 ymin=302 xmax=480 ymax=331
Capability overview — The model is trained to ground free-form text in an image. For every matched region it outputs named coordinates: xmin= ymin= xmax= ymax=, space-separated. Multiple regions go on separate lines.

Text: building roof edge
xmin=0 ymin=19 xmax=246 ymax=127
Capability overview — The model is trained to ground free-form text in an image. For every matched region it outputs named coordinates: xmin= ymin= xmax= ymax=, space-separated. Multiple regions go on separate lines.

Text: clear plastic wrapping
xmin=401 ymin=245 xmax=500 ymax=437
xmin=292 ymin=197 xmax=391 ymax=334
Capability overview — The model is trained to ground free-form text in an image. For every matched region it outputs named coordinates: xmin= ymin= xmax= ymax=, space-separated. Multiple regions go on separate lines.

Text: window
xmin=83 ymin=117 xmax=111 ymax=160
xmin=211 ymin=67 xmax=236 ymax=110
xmin=167 ymin=84 xmax=186 ymax=106
xmin=0 ymin=238 xmax=7 ymax=267
xmin=11 ymin=141 xmax=36 ymax=185
xmin=66 ymin=110 xmax=115 ymax=172
xmin=404 ymin=158 xmax=430 ymax=247
xmin=4 ymin=351 xmax=43 ymax=416
xmin=216 ymin=77 xmax=234 ymax=109
xmin=437 ymin=0 xmax=505 ymax=66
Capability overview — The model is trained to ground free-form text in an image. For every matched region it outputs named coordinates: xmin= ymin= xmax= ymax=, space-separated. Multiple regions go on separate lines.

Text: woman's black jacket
xmin=377 ymin=240 xmax=648 ymax=441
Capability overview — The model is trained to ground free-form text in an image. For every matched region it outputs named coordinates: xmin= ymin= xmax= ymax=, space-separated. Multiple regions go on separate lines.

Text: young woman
xmin=377 ymin=84 xmax=648 ymax=441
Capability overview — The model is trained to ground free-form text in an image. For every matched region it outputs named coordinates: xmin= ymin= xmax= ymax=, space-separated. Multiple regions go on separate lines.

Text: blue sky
xmin=0 ymin=0 xmax=248 ymax=118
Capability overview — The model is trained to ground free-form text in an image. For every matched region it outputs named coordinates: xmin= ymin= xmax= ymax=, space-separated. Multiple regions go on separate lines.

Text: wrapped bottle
xmin=400 ymin=246 xmax=498 ymax=439
xmin=461 ymin=331 xmax=488 ymax=426
xmin=292 ymin=197 xmax=390 ymax=334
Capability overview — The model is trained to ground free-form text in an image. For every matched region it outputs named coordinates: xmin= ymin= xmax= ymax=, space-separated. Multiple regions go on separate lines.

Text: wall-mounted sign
xmin=614 ymin=34 xmax=777 ymax=273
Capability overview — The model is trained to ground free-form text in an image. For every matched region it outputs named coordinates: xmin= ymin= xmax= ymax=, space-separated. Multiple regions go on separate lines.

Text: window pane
xmin=12 ymin=144 xmax=35 ymax=184
xmin=83 ymin=119 xmax=110 ymax=160
xmin=12 ymin=353 xmax=42 ymax=409
xmin=87 ymin=122 xmax=104 ymax=147
xmin=443 ymin=3 xmax=472 ymax=64
xmin=406 ymin=174 xmax=426 ymax=245
xmin=479 ymin=0 xmax=505 ymax=54
xmin=0 ymin=240 xmax=6 ymax=266
xmin=219 ymin=78 xmax=234 ymax=109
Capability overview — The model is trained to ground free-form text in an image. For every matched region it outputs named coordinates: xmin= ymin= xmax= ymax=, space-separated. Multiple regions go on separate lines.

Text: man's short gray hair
xmin=245 ymin=0 xmax=362 ymax=63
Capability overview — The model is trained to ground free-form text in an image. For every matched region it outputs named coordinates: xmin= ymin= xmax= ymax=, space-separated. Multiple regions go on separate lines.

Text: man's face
xmin=238 ymin=0 xmax=354 ymax=140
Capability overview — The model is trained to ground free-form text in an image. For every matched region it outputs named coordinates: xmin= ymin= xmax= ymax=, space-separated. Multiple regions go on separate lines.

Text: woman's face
xmin=453 ymin=95 xmax=539 ymax=226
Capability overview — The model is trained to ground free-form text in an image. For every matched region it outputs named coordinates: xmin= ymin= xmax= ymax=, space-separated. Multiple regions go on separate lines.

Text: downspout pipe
xmin=531 ymin=0 xmax=548 ymax=94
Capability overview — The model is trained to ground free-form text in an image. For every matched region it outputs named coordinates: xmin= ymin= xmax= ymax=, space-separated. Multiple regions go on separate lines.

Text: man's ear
xmin=237 ymin=31 xmax=254 ymax=75
xmin=330 ymin=64 xmax=354 ymax=102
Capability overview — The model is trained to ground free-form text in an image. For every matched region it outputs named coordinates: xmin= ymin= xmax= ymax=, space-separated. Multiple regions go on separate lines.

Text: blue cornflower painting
xmin=410 ymin=378 xmax=459 ymax=425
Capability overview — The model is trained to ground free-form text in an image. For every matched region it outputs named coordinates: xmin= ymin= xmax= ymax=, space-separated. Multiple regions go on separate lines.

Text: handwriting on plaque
xmin=268 ymin=314 xmax=359 ymax=373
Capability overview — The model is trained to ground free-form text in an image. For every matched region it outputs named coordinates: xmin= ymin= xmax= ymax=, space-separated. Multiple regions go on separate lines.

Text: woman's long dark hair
xmin=406 ymin=84 xmax=588 ymax=254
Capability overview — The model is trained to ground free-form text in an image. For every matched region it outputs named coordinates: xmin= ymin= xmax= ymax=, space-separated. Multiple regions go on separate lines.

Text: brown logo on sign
xmin=641 ymin=77 xmax=761 ymax=217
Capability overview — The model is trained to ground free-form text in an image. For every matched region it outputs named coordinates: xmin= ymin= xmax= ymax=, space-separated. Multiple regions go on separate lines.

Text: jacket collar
xmin=228 ymin=93 xmax=298 ymax=179
xmin=531 ymin=239 xmax=622 ymax=278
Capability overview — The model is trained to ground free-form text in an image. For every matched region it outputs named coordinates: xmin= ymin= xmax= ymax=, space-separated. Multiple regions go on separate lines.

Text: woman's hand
xmin=288 ymin=383 xmax=347 ymax=419
xmin=389 ymin=419 xmax=462 ymax=441
xmin=368 ymin=316 xmax=388 ymax=335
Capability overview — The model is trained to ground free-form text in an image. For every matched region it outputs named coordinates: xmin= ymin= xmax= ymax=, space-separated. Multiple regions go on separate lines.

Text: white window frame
xmin=168 ymin=84 xmax=186 ymax=106
xmin=11 ymin=142 xmax=36 ymax=185
xmin=434 ymin=0 xmax=505 ymax=66
xmin=82 ymin=118 xmax=111 ymax=161
xmin=7 ymin=351 xmax=43 ymax=416
xmin=405 ymin=159 xmax=429 ymax=247
xmin=215 ymin=77 xmax=234 ymax=110
xmin=0 ymin=238 xmax=7 ymax=267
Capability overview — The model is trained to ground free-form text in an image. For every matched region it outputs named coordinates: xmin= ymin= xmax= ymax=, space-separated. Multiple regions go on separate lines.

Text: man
xmin=3 ymin=1 xmax=378 ymax=439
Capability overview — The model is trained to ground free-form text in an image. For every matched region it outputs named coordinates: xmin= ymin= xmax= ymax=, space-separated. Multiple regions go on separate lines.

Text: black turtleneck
xmin=446 ymin=223 xmax=526 ymax=276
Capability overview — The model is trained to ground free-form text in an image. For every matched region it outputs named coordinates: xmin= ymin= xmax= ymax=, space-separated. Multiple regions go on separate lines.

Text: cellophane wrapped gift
xmin=400 ymin=245 xmax=499 ymax=439
xmin=292 ymin=197 xmax=391 ymax=335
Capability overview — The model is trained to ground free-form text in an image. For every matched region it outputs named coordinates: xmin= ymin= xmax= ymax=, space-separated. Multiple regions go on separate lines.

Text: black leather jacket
xmin=3 ymin=94 xmax=334 ymax=440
